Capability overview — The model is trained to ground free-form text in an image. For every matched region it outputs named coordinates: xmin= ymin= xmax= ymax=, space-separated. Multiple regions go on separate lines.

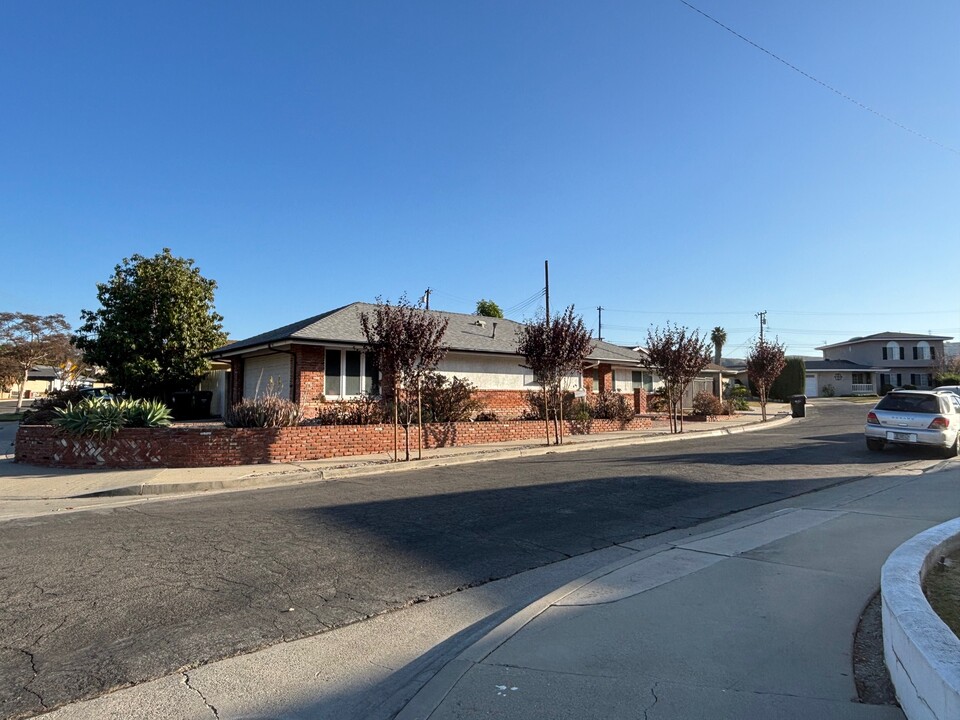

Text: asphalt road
xmin=0 ymin=401 xmax=927 ymax=718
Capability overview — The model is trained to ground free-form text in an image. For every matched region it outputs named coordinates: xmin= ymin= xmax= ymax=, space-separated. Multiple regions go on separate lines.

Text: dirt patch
xmin=853 ymin=591 xmax=898 ymax=706
xmin=924 ymin=551 xmax=960 ymax=636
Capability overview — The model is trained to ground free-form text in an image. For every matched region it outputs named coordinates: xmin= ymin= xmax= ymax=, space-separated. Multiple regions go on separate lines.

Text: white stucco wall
xmin=437 ymin=353 xmax=536 ymax=390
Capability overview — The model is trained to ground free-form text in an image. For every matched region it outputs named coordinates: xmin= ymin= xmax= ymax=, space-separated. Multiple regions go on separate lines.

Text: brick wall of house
xmin=293 ymin=345 xmax=326 ymax=418
xmin=16 ymin=416 xmax=654 ymax=469
xmin=471 ymin=390 xmax=530 ymax=418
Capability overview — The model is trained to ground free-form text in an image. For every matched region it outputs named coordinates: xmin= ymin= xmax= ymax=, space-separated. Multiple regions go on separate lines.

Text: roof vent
xmin=474 ymin=320 xmax=486 ymax=328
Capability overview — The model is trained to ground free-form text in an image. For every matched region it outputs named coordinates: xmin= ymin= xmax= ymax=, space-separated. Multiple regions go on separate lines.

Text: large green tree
xmin=475 ymin=299 xmax=504 ymax=318
xmin=74 ymin=249 xmax=227 ymax=399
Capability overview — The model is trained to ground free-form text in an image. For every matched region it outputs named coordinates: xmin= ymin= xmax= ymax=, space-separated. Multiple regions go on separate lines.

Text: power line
xmin=675 ymin=0 xmax=960 ymax=156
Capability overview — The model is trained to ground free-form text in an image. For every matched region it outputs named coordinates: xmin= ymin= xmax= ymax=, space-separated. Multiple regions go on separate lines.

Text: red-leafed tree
xmin=517 ymin=306 xmax=594 ymax=445
xmin=359 ymin=296 xmax=449 ymax=461
xmin=747 ymin=338 xmax=787 ymax=421
xmin=644 ymin=324 xmax=712 ymax=433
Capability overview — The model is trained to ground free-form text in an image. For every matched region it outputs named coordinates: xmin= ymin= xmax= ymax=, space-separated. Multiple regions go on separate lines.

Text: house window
xmin=852 ymin=373 xmax=870 ymax=385
xmin=632 ymin=371 xmax=654 ymax=391
xmin=325 ymin=349 xmax=378 ymax=397
xmin=883 ymin=341 xmax=903 ymax=361
xmin=915 ymin=341 xmax=932 ymax=361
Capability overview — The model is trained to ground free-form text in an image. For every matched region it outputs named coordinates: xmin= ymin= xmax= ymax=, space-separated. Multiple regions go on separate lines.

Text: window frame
xmin=324 ymin=348 xmax=379 ymax=398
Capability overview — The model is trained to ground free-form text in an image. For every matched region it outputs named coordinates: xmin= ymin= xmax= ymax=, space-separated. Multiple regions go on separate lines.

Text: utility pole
xmin=544 ymin=260 xmax=550 ymax=320
xmin=756 ymin=310 xmax=767 ymax=343
xmin=422 ymin=288 xmax=432 ymax=310
xmin=597 ymin=306 xmax=603 ymax=341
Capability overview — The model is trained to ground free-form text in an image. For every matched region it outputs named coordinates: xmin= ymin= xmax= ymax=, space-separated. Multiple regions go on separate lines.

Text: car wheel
xmin=941 ymin=435 xmax=959 ymax=459
xmin=866 ymin=438 xmax=885 ymax=452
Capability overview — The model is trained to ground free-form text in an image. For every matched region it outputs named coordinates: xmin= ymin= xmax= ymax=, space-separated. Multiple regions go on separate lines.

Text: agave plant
xmin=52 ymin=397 xmax=174 ymax=439
xmin=124 ymin=399 xmax=173 ymax=428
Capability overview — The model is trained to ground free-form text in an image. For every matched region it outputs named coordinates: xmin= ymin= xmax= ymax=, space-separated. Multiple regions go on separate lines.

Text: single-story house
xmin=209 ymin=303 xmax=651 ymax=419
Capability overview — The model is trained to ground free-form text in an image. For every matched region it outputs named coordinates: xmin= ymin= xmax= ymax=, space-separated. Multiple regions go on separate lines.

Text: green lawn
xmin=0 ymin=413 xmax=24 ymax=422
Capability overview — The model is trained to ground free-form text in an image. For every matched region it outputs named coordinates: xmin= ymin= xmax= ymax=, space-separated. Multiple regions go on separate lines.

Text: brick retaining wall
xmin=15 ymin=416 xmax=654 ymax=469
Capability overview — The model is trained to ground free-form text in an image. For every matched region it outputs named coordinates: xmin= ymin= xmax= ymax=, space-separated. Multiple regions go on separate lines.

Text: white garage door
xmin=804 ymin=374 xmax=818 ymax=398
xmin=243 ymin=355 xmax=291 ymax=399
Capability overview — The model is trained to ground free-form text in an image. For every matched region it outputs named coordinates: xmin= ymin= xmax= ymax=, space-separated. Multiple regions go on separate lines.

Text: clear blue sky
xmin=2 ymin=1 xmax=958 ymax=358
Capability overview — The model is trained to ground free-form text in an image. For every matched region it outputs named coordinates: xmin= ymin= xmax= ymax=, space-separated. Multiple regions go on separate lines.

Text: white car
xmin=865 ymin=390 xmax=960 ymax=458
xmin=936 ymin=384 xmax=960 ymax=399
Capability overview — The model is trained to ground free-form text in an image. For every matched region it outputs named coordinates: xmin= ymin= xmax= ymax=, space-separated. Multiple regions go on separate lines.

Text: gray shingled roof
xmin=817 ymin=332 xmax=952 ymax=350
xmin=212 ymin=302 xmax=644 ymax=366
xmin=805 ymin=359 xmax=888 ymax=372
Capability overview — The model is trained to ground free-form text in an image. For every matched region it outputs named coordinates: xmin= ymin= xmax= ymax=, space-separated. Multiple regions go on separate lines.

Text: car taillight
xmin=867 ymin=412 xmax=880 ymax=425
xmin=928 ymin=416 xmax=950 ymax=430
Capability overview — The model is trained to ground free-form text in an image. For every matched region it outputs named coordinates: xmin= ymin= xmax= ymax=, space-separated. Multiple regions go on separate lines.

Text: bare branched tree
xmin=747 ymin=338 xmax=787 ymax=421
xmin=517 ymin=306 xmax=593 ymax=445
xmin=645 ymin=324 xmax=712 ymax=433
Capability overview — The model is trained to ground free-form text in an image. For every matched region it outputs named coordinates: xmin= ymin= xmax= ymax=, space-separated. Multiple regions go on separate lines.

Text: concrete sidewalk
xmin=0 ymin=404 xmax=790 ymax=507
xmin=35 ymin=442 xmax=960 ymax=719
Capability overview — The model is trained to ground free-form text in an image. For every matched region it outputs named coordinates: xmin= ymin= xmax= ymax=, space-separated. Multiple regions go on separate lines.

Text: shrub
xmin=692 ymin=391 xmax=723 ymax=417
xmin=820 ymin=384 xmax=836 ymax=397
xmin=225 ymin=395 xmax=301 ymax=428
xmin=569 ymin=400 xmax=593 ymax=435
xmin=473 ymin=411 xmax=499 ymax=422
xmin=420 ymin=373 xmax=484 ymax=423
xmin=52 ymin=398 xmax=172 ymax=439
xmin=591 ymin=391 xmax=635 ymax=422
xmin=310 ymin=395 xmax=386 ymax=426
xmin=880 ymin=383 xmax=894 ymax=395
xmin=727 ymin=385 xmax=750 ymax=411
xmin=20 ymin=387 xmax=88 ymax=425
xmin=769 ymin=357 xmax=806 ymax=401
xmin=901 ymin=384 xmax=917 ymax=391
xmin=646 ymin=390 xmax=670 ymax=413
xmin=936 ymin=374 xmax=960 ymax=387
xmin=521 ymin=390 xmax=576 ymax=421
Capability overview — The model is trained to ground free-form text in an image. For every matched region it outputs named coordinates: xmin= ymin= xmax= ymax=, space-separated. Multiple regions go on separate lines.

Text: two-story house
xmin=812 ymin=332 xmax=952 ymax=396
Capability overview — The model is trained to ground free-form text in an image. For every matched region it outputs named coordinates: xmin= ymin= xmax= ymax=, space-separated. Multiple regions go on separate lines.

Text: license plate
xmin=888 ymin=431 xmax=916 ymax=442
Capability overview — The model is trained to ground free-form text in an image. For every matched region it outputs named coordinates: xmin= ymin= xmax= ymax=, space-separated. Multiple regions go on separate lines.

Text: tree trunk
xmin=760 ymin=387 xmax=767 ymax=421
xmin=542 ymin=385 xmax=551 ymax=445
xmin=16 ymin=369 xmax=28 ymax=413
xmin=417 ymin=378 xmax=423 ymax=460
xmin=558 ymin=386 xmax=564 ymax=445
xmin=393 ymin=380 xmax=399 ymax=462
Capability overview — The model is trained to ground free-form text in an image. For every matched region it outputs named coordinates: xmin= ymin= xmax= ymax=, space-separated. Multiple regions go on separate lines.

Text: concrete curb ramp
xmin=882 ymin=516 xmax=960 ymax=720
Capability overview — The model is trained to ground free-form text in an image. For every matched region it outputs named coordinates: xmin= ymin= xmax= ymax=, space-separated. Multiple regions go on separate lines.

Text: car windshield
xmin=875 ymin=394 xmax=941 ymax=414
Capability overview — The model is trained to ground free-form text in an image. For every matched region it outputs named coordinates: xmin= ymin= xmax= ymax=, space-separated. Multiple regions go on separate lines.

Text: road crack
xmin=5 ymin=645 xmax=49 ymax=711
xmin=182 ymin=671 xmax=219 ymax=719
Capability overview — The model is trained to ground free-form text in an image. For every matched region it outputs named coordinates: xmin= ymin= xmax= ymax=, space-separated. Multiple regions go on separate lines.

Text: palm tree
xmin=710 ymin=326 xmax=727 ymax=366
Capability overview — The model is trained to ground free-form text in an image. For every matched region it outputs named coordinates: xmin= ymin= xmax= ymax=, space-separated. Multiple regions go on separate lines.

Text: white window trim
xmin=326 ymin=349 xmax=379 ymax=398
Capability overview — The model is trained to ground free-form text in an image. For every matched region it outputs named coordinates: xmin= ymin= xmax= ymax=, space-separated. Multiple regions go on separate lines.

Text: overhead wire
xmin=675 ymin=0 xmax=960 ymax=156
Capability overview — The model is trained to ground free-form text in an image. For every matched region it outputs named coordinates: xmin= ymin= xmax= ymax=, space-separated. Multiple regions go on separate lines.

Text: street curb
xmin=70 ymin=414 xmax=794 ymax=498
xmin=395 ymin=457 xmax=946 ymax=720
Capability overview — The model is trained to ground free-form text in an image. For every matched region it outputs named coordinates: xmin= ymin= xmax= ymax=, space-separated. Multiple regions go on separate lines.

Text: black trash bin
xmin=790 ymin=394 xmax=806 ymax=418
xmin=171 ymin=391 xmax=194 ymax=421
xmin=193 ymin=390 xmax=213 ymax=419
